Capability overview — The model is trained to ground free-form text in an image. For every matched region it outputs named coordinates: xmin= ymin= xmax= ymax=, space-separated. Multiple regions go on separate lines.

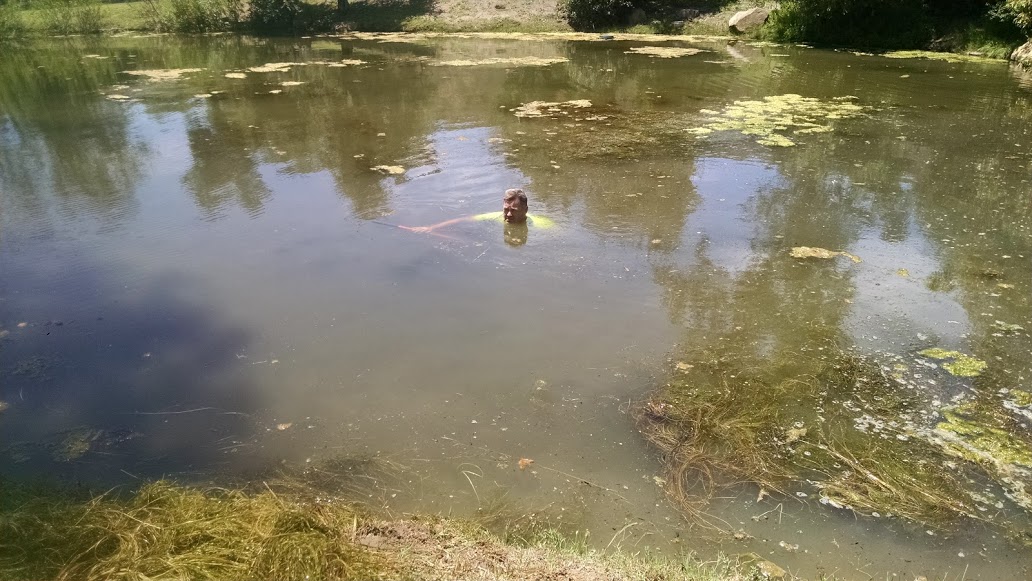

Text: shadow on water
xmin=0 ymin=256 xmax=268 ymax=486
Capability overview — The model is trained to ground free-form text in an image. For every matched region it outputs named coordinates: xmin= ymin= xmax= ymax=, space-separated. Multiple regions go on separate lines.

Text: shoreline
xmin=2 ymin=0 xmax=1026 ymax=62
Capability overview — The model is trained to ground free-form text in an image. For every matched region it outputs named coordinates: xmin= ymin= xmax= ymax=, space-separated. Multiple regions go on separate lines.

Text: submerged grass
xmin=636 ymin=344 xmax=1032 ymax=538
xmin=0 ymin=477 xmax=755 ymax=581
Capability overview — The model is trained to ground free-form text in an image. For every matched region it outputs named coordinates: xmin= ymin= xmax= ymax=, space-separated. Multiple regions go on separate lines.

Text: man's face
xmin=503 ymin=197 xmax=528 ymax=223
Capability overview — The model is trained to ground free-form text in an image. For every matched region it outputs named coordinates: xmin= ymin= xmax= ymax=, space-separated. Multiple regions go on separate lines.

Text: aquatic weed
xmin=686 ymin=94 xmax=868 ymax=147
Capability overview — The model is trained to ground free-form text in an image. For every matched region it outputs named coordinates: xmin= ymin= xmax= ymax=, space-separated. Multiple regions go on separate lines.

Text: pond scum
xmin=636 ymin=342 xmax=1032 ymax=545
xmin=0 ymin=460 xmax=755 ymax=581
xmin=685 ymin=95 xmax=868 ymax=147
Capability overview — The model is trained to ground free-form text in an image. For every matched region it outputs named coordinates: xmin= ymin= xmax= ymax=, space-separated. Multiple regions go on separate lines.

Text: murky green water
xmin=2 ymin=33 xmax=1032 ymax=579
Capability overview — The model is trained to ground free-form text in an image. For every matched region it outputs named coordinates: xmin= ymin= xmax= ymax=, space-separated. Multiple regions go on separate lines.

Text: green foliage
xmin=556 ymin=0 xmax=635 ymax=31
xmin=247 ymin=0 xmax=336 ymax=34
xmin=994 ymin=0 xmax=1032 ymax=32
xmin=247 ymin=0 xmax=302 ymax=32
xmin=167 ymin=0 xmax=242 ymax=32
xmin=766 ymin=0 xmax=932 ymax=48
xmin=35 ymin=0 xmax=108 ymax=34
xmin=0 ymin=2 xmax=27 ymax=37
xmin=139 ymin=0 xmax=242 ymax=33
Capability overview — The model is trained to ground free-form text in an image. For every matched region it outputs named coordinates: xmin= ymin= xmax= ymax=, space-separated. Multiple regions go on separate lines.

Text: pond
xmin=2 ymin=32 xmax=1031 ymax=579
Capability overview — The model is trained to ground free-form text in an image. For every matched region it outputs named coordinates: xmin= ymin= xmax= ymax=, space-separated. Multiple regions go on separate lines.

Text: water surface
xmin=2 ymin=33 xmax=1032 ymax=579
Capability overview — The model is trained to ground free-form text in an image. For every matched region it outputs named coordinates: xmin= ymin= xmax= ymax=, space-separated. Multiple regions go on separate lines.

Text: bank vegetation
xmin=0 ymin=0 xmax=1030 ymax=59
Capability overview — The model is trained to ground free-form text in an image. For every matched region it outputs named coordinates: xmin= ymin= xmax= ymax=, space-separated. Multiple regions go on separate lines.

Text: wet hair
xmin=503 ymin=188 xmax=528 ymax=207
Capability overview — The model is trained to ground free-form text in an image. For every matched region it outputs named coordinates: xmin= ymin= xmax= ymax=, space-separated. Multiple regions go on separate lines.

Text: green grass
xmin=17 ymin=1 xmax=152 ymax=32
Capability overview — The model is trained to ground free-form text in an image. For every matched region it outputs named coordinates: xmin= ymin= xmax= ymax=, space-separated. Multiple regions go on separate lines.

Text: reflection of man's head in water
xmin=503 ymin=188 xmax=529 ymax=224
xmin=504 ymin=222 xmax=528 ymax=247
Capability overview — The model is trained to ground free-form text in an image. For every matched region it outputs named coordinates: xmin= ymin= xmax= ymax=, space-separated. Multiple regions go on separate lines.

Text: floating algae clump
xmin=624 ymin=46 xmax=705 ymax=58
xmin=935 ymin=405 xmax=1032 ymax=511
xmin=686 ymin=94 xmax=867 ymax=147
xmin=937 ymin=407 xmax=1032 ymax=468
xmin=513 ymin=99 xmax=592 ymax=118
xmin=432 ymin=57 xmax=567 ymax=67
xmin=789 ymin=246 xmax=862 ymax=263
xmin=1010 ymin=390 xmax=1032 ymax=407
xmin=919 ymin=348 xmax=987 ymax=377
xmin=122 ymin=68 xmax=204 ymax=81
xmin=882 ymin=50 xmax=1003 ymax=64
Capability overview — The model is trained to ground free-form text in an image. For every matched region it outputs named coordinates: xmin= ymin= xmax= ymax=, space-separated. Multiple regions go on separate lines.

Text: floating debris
xmin=0 ymin=401 xmax=8 ymax=413
xmin=276 ymin=422 xmax=293 ymax=431
xmin=687 ymin=94 xmax=868 ymax=147
xmin=518 ymin=458 xmax=534 ymax=470
xmin=513 ymin=99 xmax=592 ymax=118
xmin=122 ymin=68 xmax=204 ymax=81
xmin=432 ymin=57 xmax=567 ymax=67
xmin=918 ymin=348 xmax=987 ymax=377
xmin=790 ymin=246 xmax=862 ymax=263
xmin=991 ymin=320 xmax=1024 ymax=333
xmin=624 ymin=46 xmax=705 ymax=58
xmin=371 ymin=165 xmax=405 ymax=175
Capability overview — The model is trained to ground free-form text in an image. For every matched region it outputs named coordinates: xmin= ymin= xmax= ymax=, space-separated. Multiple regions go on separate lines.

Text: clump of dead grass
xmin=0 ymin=480 xmax=382 ymax=581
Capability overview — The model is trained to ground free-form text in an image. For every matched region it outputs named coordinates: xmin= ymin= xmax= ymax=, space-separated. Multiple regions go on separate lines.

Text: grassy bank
xmin=0 ymin=478 xmax=757 ymax=581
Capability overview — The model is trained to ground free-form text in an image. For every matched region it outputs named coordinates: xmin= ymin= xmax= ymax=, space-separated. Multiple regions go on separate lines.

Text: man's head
xmin=502 ymin=188 xmax=528 ymax=224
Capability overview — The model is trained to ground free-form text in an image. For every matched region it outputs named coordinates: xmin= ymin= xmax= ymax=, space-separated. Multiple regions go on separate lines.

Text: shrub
xmin=247 ymin=0 xmax=302 ymax=33
xmin=766 ymin=0 xmax=932 ymax=48
xmin=168 ymin=0 xmax=242 ymax=32
xmin=994 ymin=0 xmax=1032 ymax=32
xmin=0 ymin=3 xmax=27 ymax=38
xmin=556 ymin=0 xmax=635 ymax=31
xmin=35 ymin=0 xmax=108 ymax=34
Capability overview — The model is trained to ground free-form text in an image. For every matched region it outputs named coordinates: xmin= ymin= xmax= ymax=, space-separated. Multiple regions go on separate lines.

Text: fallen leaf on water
xmin=276 ymin=422 xmax=293 ymax=431
xmin=896 ymin=268 xmax=910 ymax=277
xmin=518 ymin=458 xmax=534 ymax=470
xmin=757 ymin=488 xmax=770 ymax=502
